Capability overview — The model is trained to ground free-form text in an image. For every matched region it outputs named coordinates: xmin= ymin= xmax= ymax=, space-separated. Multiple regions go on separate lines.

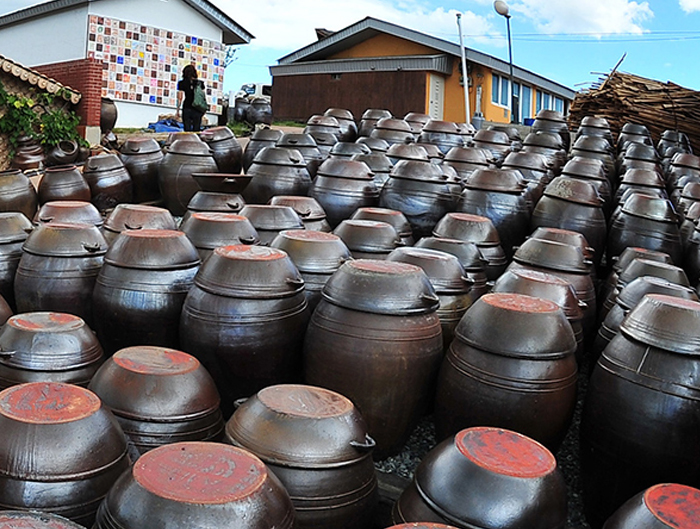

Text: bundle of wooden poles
xmin=568 ymin=70 xmax=700 ymax=153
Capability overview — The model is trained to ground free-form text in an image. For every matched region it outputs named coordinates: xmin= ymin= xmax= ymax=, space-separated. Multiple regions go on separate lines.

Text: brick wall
xmin=34 ymin=58 xmax=103 ymax=129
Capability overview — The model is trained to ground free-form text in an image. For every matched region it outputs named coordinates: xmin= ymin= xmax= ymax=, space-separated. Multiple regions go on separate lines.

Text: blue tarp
xmin=147 ymin=118 xmax=183 ymax=133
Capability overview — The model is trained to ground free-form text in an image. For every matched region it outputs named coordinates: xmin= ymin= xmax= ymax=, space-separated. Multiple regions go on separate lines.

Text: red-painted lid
xmin=125 ymin=229 xmax=183 ymax=238
xmin=258 ymin=385 xmax=352 ymax=418
xmin=191 ymin=212 xmax=247 ymax=222
xmin=134 ymin=442 xmax=267 ymax=504
xmin=215 ymin=245 xmax=286 ymax=261
xmin=455 ymin=427 xmax=556 ymax=478
xmin=644 ymin=483 xmax=700 ymax=528
xmin=0 ymin=382 xmax=100 ymax=424
xmin=9 ymin=312 xmax=83 ymax=332
xmin=0 ymin=511 xmax=85 ymax=528
xmin=351 ymin=259 xmax=421 ymax=275
xmin=282 ymin=230 xmax=338 ymax=241
xmin=386 ymin=525 xmax=458 ymax=529
xmin=113 ymin=346 xmax=199 ymax=375
xmin=483 ymin=292 xmax=560 ymax=314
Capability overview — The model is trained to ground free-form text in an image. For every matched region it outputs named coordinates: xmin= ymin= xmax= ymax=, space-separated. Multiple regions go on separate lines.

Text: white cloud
xmin=510 ymin=0 xmax=653 ymax=35
xmin=679 ymin=0 xmax=700 ymax=12
xmin=212 ymin=0 xmax=495 ymax=52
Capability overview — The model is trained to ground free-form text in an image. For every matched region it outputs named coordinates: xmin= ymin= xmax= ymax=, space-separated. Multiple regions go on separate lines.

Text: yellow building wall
xmin=326 ymin=34 xmax=558 ymax=123
xmin=329 ymin=34 xmax=436 ymax=59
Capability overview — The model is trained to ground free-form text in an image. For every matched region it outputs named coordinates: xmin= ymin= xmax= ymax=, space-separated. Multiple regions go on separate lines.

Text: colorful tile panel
xmin=87 ymin=15 xmax=225 ymax=114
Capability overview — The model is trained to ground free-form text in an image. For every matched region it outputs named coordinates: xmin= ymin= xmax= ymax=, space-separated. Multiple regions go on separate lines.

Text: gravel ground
xmin=374 ymin=350 xmax=594 ymax=529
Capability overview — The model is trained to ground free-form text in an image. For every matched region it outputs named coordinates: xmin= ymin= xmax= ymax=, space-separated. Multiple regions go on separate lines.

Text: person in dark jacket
xmin=176 ymin=64 xmax=205 ymax=131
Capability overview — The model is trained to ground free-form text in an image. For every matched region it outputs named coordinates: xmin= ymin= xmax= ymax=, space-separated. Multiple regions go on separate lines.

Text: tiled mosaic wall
xmin=87 ymin=15 xmax=225 ymax=113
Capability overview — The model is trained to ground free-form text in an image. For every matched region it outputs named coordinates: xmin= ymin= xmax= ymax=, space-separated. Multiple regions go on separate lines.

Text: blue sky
xmin=4 ymin=0 xmax=700 ymax=96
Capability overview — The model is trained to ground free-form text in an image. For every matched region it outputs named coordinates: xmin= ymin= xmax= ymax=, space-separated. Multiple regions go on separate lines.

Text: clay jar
xmin=442 ymin=147 xmax=490 ymax=181
xmin=101 ymin=203 xmax=177 ymax=246
xmin=458 ymin=168 xmax=530 ymax=258
xmin=93 ymin=442 xmax=294 ymax=529
xmin=393 ymin=427 xmax=567 ymax=529
xmin=180 ymin=212 xmax=260 ymax=259
xmin=325 ymin=108 xmax=358 ymax=142
xmin=37 ymin=165 xmax=91 ymax=204
xmin=239 ymin=204 xmax=305 ymax=246
xmin=0 ymin=382 xmax=129 ymax=526
xmin=0 ymin=212 xmax=32 ymax=310
xmin=0 ymin=312 xmax=103 ymax=389
xmin=334 ymin=220 xmax=402 ymax=260
xmin=531 ymin=176 xmax=607 ymax=263
xmin=303 ymin=260 xmax=443 ymax=458
xmin=180 ymin=245 xmax=310 ymax=417
xmin=417 ymin=120 xmax=467 ymax=154
xmin=370 ymin=118 xmax=415 ymax=146
xmin=35 ymin=200 xmax=103 ymax=227
xmin=492 ymin=268 xmax=586 ymax=361
xmin=310 ymin=158 xmax=379 ymax=227
xmin=244 ymin=147 xmax=312 ymax=204
xmin=387 ymin=246 xmax=475 ymax=349
xmin=269 ymin=195 xmax=331 ymax=232
xmin=226 ymin=384 xmax=378 ymax=529
xmin=159 ymin=139 xmax=217 ymax=216
xmin=242 ymin=128 xmax=284 ymax=172
xmin=88 ymin=346 xmax=224 ymax=454
xmin=380 ymin=160 xmax=455 ymax=239
xmin=182 ymin=191 xmax=246 ymax=222
xmin=593 ymin=276 xmax=698 ymax=363
xmin=358 ymin=109 xmax=392 ymax=138
xmin=200 ymin=126 xmax=243 ymax=174
xmin=0 ymin=168 xmax=38 ymax=219
xmin=276 ymin=133 xmax=325 ymax=179
xmin=271 ymin=230 xmax=351 ymax=312
xmin=0 ymin=511 xmax=87 ymax=528
xmin=92 ymin=229 xmax=200 ymax=354
xmin=581 ymin=295 xmax=700 ymax=527
xmin=603 ymin=484 xmax=700 ymax=529
xmin=352 ymin=152 xmax=393 ymax=188
xmin=119 ymin=137 xmax=164 ymax=203
xmin=15 ymin=223 xmax=107 ymax=325
xmin=434 ymin=293 xmax=577 ymax=450
xmin=607 ymin=193 xmax=682 ymax=264
xmin=82 ymin=153 xmax=134 ymax=213
xmin=432 ymin=213 xmax=508 ymax=281
xmin=351 ymin=207 xmax=414 ymax=246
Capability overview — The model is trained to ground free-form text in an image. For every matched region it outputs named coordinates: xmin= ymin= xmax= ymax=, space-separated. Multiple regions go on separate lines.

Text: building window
xmin=521 ymin=85 xmax=532 ymax=119
xmin=543 ymin=93 xmax=551 ymax=111
xmin=492 ymin=73 xmax=510 ymax=107
xmin=331 ymin=73 xmax=342 ymax=81
xmin=554 ymin=96 xmax=564 ymax=113
xmin=492 ymin=73 xmax=500 ymax=104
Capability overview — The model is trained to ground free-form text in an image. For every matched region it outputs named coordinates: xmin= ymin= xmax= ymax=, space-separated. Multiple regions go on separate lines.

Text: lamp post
xmin=494 ymin=0 xmax=517 ymax=123
xmin=455 ymin=13 xmax=471 ymax=125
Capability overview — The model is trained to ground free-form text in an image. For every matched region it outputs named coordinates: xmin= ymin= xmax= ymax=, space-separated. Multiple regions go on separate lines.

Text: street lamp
xmin=494 ymin=1 xmax=518 ymax=123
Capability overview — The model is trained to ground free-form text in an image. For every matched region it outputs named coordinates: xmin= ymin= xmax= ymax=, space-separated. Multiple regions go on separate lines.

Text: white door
xmin=428 ymin=74 xmax=445 ymax=120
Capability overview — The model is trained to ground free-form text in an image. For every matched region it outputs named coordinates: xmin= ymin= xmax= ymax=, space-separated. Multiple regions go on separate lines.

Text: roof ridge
xmin=0 ymin=54 xmax=81 ymax=104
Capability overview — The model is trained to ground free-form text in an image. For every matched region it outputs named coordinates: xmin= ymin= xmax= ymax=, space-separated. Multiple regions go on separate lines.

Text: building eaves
xmin=270 ymin=54 xmax=454 ymax=77
xmin=0 ymin=53 xmax=81 ymax=104
xmin=277 ymin=16 xmax=575 ymax=100
xmin=0 ymin=0 xmax=254 ymax=45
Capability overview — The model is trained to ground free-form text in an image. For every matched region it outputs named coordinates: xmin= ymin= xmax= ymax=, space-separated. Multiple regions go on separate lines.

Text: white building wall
xmin=89 ymin=0 xmax=224 ymax=127
xmin=0 ymin=0 xmax=226 ymax=127
xmin=88 ymin=0 xmax=222 ymax=42
xmin=0 ymin=6 xmax=89 ymax=66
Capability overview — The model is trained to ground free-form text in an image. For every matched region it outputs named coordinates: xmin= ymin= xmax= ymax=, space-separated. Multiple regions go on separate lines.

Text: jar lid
xmin=194 ymin=245 xmax=304 ymax=298
xmin=321 ymin=260 xmax=439 ymax=315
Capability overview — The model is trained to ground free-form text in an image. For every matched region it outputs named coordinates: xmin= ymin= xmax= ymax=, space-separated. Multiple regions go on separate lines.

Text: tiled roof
xmin=0 ymin=54 xmax=81 ymax=104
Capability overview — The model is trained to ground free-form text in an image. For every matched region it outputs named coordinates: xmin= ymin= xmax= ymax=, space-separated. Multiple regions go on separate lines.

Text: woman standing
xmin=176 ymin=64 xmax=205 ymax=132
